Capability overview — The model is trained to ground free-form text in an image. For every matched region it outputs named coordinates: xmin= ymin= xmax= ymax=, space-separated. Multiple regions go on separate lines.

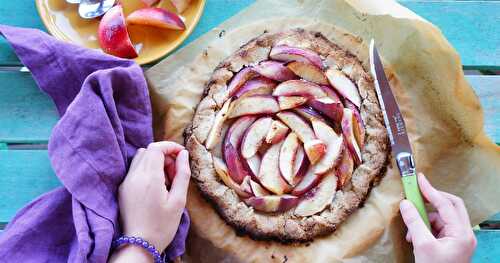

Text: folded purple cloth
xmin=0 ymin=25 xmax=189 ymax=262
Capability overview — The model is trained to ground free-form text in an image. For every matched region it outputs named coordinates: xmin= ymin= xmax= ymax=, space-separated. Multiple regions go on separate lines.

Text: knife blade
xmin=369 ymin=39 xmax=430 ymax=228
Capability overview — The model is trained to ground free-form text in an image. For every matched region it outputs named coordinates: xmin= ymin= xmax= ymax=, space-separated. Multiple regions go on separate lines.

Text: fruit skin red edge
xmin=211 ymin=47 xmax=366 ymax=215
xmin=98 ymin=5 xmax=138 ymax=59
xmin=222 ymin=117 xmax=256 ymax=184
xmin=126 ymin=7 xmax=186 ymax=30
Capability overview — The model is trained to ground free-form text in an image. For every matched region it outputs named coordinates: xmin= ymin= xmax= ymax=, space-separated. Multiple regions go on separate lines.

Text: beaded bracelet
xmin=112 ymin=235 xmax=164 ymax=263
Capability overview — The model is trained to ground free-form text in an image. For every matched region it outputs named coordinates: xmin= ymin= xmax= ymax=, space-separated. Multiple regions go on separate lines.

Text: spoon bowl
xmin=78 ymin=0 xmax=116 ymax=19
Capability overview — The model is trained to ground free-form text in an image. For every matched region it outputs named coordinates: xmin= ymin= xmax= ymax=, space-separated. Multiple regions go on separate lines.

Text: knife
xmin=369 ymin=39 xmax=430 ymax=228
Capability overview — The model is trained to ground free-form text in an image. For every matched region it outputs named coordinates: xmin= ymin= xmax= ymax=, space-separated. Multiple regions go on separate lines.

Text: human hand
xmin=118 ymin=141 xmax=191 ymax=252
xmin=400 ymin=173 xmax=477 ymax=263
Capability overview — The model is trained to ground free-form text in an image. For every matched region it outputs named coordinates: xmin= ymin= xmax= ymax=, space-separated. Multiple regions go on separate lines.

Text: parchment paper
xmin=146 ymin=0 xmax=500 ymax=261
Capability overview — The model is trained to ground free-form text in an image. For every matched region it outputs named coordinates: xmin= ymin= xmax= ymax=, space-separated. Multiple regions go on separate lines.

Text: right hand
xmin=399 ymin=174 xmax=477 ymax=263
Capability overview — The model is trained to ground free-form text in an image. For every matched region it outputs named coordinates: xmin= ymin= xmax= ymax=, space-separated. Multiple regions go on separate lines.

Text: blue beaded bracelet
xmin=112 ymin=235 xmax=164 ymax=263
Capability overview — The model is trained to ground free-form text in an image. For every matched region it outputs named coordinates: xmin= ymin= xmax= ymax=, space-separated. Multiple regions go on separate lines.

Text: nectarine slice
xmin=213 ymin=156 xmax=252 ymax=198
xmin=127 ymin=8 xmax=186 ymax=30
xmin=233 ymin=77 xmax=276 ymax=98
xmin=273 ymin=80 xmax=327 ymax=99
xmin=278 ymin=96 xmax=308 ymax=110
xmin=326 ymin=68 xmax=361 ymax=108
xmin=341 ymin=108 xmax=362 ymax=165
xmin=311 ymin=119 xmax=343 ymax=174
xmin=287 ymin=61 xmax=328 ymax=85
xmin=258 ymin=142 xmax=291 ymax=195
xmin=270 ymin=45 xmax=324 ymax=69
xmin=241 ymin=117 xmax=273 ymax=158
xmin=98 ymin=5 xmax=138 ymax=59
xmin=245 ymin=195 xmax=299 ymax=213
xmin=294 ymin=171 xmax=337 ymax=216
xmin=253 ymin=60 xmax=296 ymax=82
xmin=223 ymin=116 xmax=256 ymax=184
xmin=228 ymin=95 xmax=279 ymax=119
xmin=265 ymin=120 xmax=289 ymax=144
xmin=206 ymin=98 xmax=232 ymax=150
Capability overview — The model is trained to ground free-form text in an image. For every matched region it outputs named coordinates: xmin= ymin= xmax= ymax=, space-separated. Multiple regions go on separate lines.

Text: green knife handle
xmin=402 ymin=173 xmax=430 ymax=229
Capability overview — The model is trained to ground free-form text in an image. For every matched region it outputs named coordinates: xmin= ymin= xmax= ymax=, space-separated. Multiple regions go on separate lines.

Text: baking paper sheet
xmin=146 ymin=0 xmax=500 ymax=261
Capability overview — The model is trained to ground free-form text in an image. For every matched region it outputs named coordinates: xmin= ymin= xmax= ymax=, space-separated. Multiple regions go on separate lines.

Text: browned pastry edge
xmin=185 ymin=28 xmax=389 ymax=243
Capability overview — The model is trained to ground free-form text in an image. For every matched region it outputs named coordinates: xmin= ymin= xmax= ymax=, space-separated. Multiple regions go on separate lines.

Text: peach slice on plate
xmin=341 ymin=108 xmax=362 ymax=165
xmin=287 ymin=61 xmax=328 ymax=85
xmin=265 ymin=120 xmax=289 ymax=144
xmin=277 ymin=111 xmax=326 ymax=164
xmin=170 ymin=0 xmax=192 ymax=13
xmin=279 ymin=133 xmax=301 ymax=186
xmin=253 ymin=61 xmax=296 ymax=82
xmin=241 ymin=117 xmax=273 ymax=158
xmin=213 ymin=156 xmax=252 ymax=198
xmin=227 ymin=67 xmax=259 ymax=97
xmin=245 ymin=195 xmax=299 ymax=213
xmin=294 ymin=171 xmax=338 ymax=216
xmin=273 ymin=80 xmax=327 ymax=99
xmin=311 ymin=119 xmax=343 ymax=174
xmin=223 ymin=116 xmax=256 ymax=183
xmin=233 ymin=77 xmax=276 ymax=98
xmin=258 ymin=142 xmax=291 ymax=195
xmin=127 ymin=8 xmax=186 ymax=30
xmin=336 ymin=148 xmax=354 ymax=189
xmin=249 ymin=179 xmax=270 ymax=197
xmin=345 ymin=100 xmax=365 ymax=149
xmin=326 ymin=68 xmax=361 ymax=108
xmin=291 ymin=168 xmax=322 ymax=196
xmin=98 ymin=5 xmax=138 ymax=59
xmin=205 ymin=98 xmax=232 ymax=150
xmin=278 ymin=96 xmax=308 ymax=110
xmin=228 ymin=95 xmax=279 ymax=119
xmin=270 ymin=45 xmax=324 ymax=69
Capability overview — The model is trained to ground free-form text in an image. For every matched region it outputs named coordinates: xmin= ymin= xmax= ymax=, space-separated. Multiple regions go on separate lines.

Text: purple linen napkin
xmin=0 ymin=25 xmax=189 ymax=262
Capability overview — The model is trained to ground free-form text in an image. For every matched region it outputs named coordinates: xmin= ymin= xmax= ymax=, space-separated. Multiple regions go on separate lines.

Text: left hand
xmin=109 ymin=141 xmax=191 ymax=263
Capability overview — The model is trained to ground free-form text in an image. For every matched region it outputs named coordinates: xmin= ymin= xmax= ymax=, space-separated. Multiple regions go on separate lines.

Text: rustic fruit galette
xmin=186 ymin=29 xmax=389 ymax=242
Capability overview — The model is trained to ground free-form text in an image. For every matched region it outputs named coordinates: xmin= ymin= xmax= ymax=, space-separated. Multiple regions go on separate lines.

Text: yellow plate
xmin=36 ymin=0 xmax=205 ymax=65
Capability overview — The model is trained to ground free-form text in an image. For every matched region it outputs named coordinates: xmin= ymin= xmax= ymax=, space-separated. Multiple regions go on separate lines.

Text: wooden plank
xmin=0 ymin=150 xmax=498 ymax=226
xmin=400 ymin=1 xmax=500 ymax=70
xmin=466 ymin=75 xmax=500 ymax=143
xmin=0 ymin=1 xmax=499 ymax=69
xmin=0 ymin=2 xmax=45 ymax=65
xmin=0 ymin=150 xmax=60 ymax=223
xmin=473 ymin=230 xmax=500 ymax=262
xmin=0 ymin=72 xmax=497 ymax=144
xmin=0 ymin=71 xmax=58 ymax=143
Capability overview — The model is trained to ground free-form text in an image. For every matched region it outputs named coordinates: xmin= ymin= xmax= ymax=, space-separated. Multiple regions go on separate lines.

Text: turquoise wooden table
xmin=0 ymin=1 xmax=499 ymax=261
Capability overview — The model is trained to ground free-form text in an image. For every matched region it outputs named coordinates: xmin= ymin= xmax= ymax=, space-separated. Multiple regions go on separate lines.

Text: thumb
xmin=400 ymin=200 xmax=434 ymax=245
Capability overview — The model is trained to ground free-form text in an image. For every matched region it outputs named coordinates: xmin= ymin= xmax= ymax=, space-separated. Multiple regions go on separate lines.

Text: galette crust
xmin=185 ymin=29 xmax=389 ymax=242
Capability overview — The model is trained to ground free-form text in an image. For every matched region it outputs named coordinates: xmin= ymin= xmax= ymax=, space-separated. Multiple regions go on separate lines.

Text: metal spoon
xmin=78 ymin=0 xmax=116 ymax=19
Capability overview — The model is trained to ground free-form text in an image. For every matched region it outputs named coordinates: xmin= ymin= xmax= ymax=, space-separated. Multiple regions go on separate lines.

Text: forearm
xmin=109 ymin=245 xmax=153 ymax=263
